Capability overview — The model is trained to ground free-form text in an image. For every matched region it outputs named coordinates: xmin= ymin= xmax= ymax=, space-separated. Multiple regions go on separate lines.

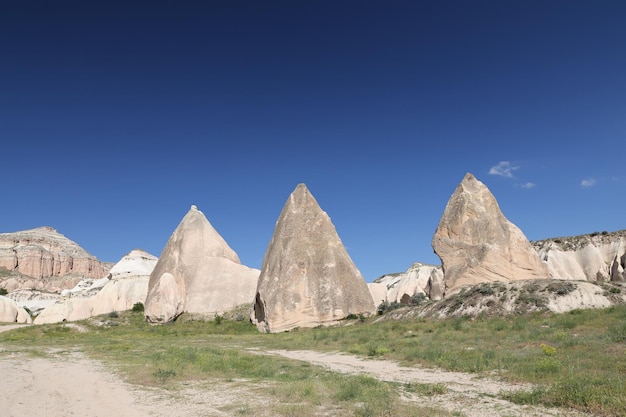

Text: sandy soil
xmin=0 ymin=325 xmax=595 ymax=417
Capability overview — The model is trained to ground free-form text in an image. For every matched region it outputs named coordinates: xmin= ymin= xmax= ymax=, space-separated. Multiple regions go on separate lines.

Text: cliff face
xmin=0 ymin=226 xmax=112 ymax=292
xmin=533 ymin=230 xmax=626 ymax=282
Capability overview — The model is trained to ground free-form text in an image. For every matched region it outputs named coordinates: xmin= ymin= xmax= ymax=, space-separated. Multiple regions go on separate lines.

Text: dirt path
xmin=262 ymin=349 xmax=595 ymax=417
xmin=0 ymin=351 xmax=266 ymax=417
xmin=0 ymin=324 xmax=29 ymax=333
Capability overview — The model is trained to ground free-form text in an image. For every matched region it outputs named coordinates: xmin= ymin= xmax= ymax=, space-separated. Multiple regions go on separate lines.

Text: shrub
xmin=0 ymin=288 xmax=7 ymax=296
xmin=410 ymin=293 xmax=428 ymax=305
xmin=546 ymin=281 xmax=576 ymax=296
xmin=131 ymin=302 xmax=144 ymax=312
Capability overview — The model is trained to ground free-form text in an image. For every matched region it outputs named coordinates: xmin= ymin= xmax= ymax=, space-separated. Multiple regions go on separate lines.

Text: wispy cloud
xmin=520 ymin=182 xmax=536 ymax=189
xmin=580 ymin=178 xmax=596 ymax=188
xmin=489 ymin=161 xmax=519 ymax=178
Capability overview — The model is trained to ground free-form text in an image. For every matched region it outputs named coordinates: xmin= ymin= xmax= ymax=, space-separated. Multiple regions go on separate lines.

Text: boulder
xmin=252 ymin=184 xmax=375 ymax=333
xmin=0 ymin=295 xmax=32 ymax=323
xmin=432 ymin=173 xmax=549 ymax=295
xmin=144 ymin=206 xmax=259 ymax=323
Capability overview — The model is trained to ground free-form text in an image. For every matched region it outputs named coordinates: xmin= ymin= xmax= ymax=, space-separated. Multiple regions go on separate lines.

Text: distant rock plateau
xmin=0 ymin=226 xmax=113 ymax=293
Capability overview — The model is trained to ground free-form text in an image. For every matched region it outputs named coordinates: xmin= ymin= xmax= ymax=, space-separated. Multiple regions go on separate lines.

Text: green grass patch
xmin=2 ymin=306 xmax=626 ymax=416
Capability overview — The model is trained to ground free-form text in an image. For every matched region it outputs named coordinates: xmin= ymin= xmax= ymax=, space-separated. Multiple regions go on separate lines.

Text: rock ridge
xmin=0 ymin=226 xmax=112 ymax=292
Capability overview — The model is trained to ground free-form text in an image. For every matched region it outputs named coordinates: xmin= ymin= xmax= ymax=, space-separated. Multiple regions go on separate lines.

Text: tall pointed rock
xmin=145 ymin=205 xmax=260 ymax=323
xmin=252 ymin=184 xmax=375 ymax=333
xmin=432 ymin=173 xmax=550 ymax=295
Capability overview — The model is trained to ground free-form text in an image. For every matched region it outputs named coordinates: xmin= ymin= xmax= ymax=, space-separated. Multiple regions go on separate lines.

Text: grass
xmin=2 ymin=306 xmax=626 ymax=416
xmin=0 ymin=312 xmax=450 ymax=417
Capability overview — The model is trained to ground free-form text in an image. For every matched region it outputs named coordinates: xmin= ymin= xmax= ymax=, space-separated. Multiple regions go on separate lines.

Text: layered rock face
xmin=252 ymin=184 xmax=375 ymax=333
xmin=33 ymin=249 xmax=158 ymax=324
xmin=0 ymin=296 xmax=32 ymax=323
xmin=533 ymin=230 xmax=626 ymax=282
xmin=144 ymin=206 xmax=260 ymax=323
xmin=0 ymin=226 xmax=112 ymax=292
xmin=370 ymin=262 xmax=444 ymax=306
xmin=432 ymin=173 xmax=549 ymax=295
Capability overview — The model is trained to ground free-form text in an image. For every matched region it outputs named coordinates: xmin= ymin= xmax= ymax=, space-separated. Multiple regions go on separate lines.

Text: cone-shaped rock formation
xmin=432 ymin=173 xmax=549 ymax=295
xmin=145 ymin=205 xmax=259 ymax=323
xmin=252 ymin=184 xmax=375 ymax=333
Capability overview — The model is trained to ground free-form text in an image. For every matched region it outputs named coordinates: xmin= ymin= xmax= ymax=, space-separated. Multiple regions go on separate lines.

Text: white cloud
xmin=489 ymin=161 xmax=519 ymax=178
xmin=520 ymin=182 xmax=536 ymax=189
xmin=580 ymin=178 xmax=596 ymax=187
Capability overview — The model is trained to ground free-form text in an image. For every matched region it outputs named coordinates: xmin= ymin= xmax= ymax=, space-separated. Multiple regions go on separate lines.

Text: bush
xmin=0 ymin=288 xmax=7 ymax=296
xmin=131 ymin=302 xmax=144 ymax=312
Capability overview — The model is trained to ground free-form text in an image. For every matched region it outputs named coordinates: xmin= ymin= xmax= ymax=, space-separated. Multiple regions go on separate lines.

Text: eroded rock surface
xmin=371 ymin=262 xmax=444 ymax=306
xmin=432 ymin=173 xmax=549 ymax=295
xmin=33 ymin=249 xmax=157 ymax=324
xmin=534 ymin=230 xmax=626 ymax=282
xmin=0 ymin=295 xmax=32 ymax=323
xmin=0 ymin=226 xmax=112 ymax=292
xmin=144 ymin=206 xmax=259 ymax=323
xmin=252 ymin=184 xmax=375 ymax=333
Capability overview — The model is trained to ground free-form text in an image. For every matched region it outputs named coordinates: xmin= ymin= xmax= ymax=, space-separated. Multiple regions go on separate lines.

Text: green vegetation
xmin=0 ymin=287 xmax=7 ymax=296
xmin=0 ymin=266 xmax=13 ymax=278
xmin=131 ymin=302 xmax=144 ymax=312
xmin=2 ymin=305 xmax=625 ymax=416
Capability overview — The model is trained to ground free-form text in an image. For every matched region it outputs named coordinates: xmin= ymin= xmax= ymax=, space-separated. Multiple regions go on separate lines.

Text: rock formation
xmin=33 ymin=249 xmax=158 ymax=324
xmin=534 ymin=230 xmax=626 ymax=282
xmin=0 ymin=295 xmax=32 ymax=323
xmin=370 ymin=262 xmax=444 ymax=306
xmin=400 ymin=279 xmax=626 ymax=320
xmin=432 ymin=173 xmax=549 ymax=295
xmin=144 ymin=206 xmax=260 ymax=323
xmin=0 ymin=226 xmax=112 ymax=292
xmin=252 ymin=184 xmax=375 ymax=333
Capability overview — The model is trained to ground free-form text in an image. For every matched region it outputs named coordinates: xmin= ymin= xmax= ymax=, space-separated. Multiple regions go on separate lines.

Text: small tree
xmin=0 ymin=288 xmax=8 ymax=296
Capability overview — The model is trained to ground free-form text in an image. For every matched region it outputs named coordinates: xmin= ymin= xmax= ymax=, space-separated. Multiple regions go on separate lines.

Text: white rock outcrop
xmin=432 ymin=173 xmax=550 ymax=295
xmin=252 ymin=184 xmax=375 ymax=333
xmin=144 ymin=206 xmax=260 ymax=323
xmin=534 ymin=230 xmax=626 ymax=282
xmin=0 ymin=226 xmax=112 ymax=292
xmin=34 ymin=249 xmax=157 ymax=324
xmin=0 ymin=295 xmax=32 ymax=323
xmin=370 ymin=263 xmax=444 ymax=306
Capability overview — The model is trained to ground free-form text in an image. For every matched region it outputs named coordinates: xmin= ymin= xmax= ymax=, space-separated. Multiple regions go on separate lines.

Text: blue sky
xmin=1 ymin=1 xmax=624 ymax=281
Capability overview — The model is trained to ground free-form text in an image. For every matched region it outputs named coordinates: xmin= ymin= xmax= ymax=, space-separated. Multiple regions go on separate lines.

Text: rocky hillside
xmin=377 ymin=279 xmax=626 ymax=321
xmin=533 ymin=229 xmax=626 ymax=282
xmin=0 ymin=226 xmax=113 ymax=292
